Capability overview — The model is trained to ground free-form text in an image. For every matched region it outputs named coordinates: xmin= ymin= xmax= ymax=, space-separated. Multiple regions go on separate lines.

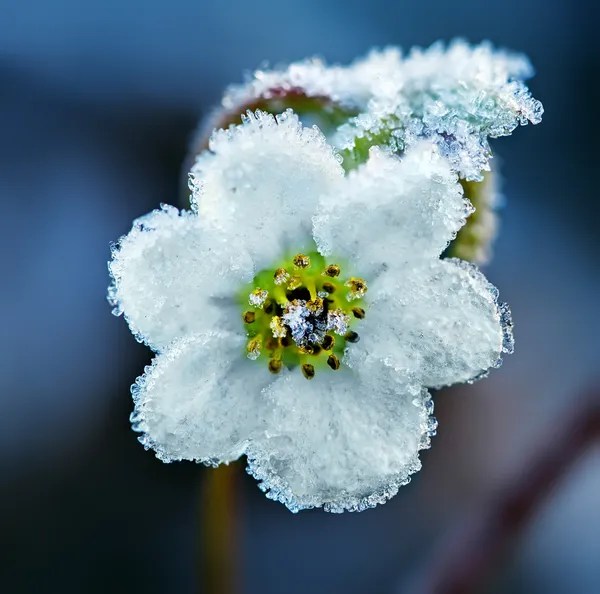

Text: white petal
xmin=131 ymin=332 xmax=274 ymax=463
xmin=347 ymin=258 xmax=512 ymax=388
xmin=313 ymin=143 xmax=473 ymax=275
xmin=247 ymin=364 xmax=434 ymax=512
xmin=189 ymin=110 xmax=344 ymax=269
xmin=109 ymin=205 xmax=254 ymax=351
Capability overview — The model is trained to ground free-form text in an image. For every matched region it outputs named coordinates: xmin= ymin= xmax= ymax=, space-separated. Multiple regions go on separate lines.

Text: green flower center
xmin=239 ymin=250 xmax=367 ymax=379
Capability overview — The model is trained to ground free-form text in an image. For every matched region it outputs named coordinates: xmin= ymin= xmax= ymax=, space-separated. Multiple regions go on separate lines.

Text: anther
xmin=274 ymin=267 xmax=290 ymax=285
xmin=345 ymin=277 xmax=368 ymax=301
xmin=287 ymin=275 xmax=302 ymax=291
xmin=306 ymin=298 xmax=324 ymax=314
xmin=268 ymin=359 xmax=283 ymax=374
xmin=323 ymin=264 xmax=341 ymax=277
xmin=265 ymin=336 xmax=280 ymax=351
xmin=322 ymin=335 xmax=335 ymax=351
xmin=243 ymin=311 xmax=256 ymax=324
xmin=301 ymin=363 xmax=315 ymax=380
xmin=293 ymin=254 xmax=311 ymax=269
xmin=351 ymin=307 xmax=366 ymax=319
xmin=345 ymin=331 xmax=360 ymax=343
xmin=249 ymin=288 xmax=269 ymax=307
xmin=327 ymin=354 xmax=341 ymax=370
xmin=269 ymin=315 xmax=287 ymax=338
xmin=247 ymin=337 xmax=262 ymax=360
xmin=321 ymin=282 xmax=335 ymax=294
xmin=263 ymin=298 xmax=274 ymax=315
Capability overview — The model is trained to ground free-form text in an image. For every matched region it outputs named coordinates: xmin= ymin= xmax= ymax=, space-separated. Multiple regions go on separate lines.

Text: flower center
xmin=240 ymin=251 xmax=367 ymax=379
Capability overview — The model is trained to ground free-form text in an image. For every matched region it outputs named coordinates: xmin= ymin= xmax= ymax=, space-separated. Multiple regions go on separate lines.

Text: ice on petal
xmin=246 ymin=365 xmax=434 ymax=512
xmin=131 ymin=332 xmax=274 ymax=463
xmin=108 ymin=205 xmax=254 ymax=351
xmin=313 ymin=143 xmax=473 ymax=274
xmin=189 ymin=110 xmax=344 ymax=269
xmin=346 ymin=258 xmax=510 ymax=388
xmin=334 ymin=40 xmax=543 ymax=180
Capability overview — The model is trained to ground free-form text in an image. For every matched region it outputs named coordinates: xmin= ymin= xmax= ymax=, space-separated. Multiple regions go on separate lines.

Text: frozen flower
xmin=109 ymin=110 xmax=513 ymax=512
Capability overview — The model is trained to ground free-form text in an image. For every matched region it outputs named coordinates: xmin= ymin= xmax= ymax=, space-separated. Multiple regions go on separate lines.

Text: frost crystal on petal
xmin=189 ymin=110 xmax=344 ymax=269
xmin=108 ymin=205 xmax=254 ymax=351
xmin=131 ymin=332 xmax=274 ymax=463
xmin=346 ymin=258 xmax=510 ymax=388
xmin=313 ymin=142 xmax=473 ymax=272
xmin=247 ymin=364 xmax=434 ymax=512
xmin=334 ymin=40 xmax=543 ymax=179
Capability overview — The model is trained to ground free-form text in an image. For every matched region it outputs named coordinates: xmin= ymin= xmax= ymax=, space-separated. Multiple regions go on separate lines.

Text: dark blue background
xmin=1 ymin=1 xmax=598 ymax=592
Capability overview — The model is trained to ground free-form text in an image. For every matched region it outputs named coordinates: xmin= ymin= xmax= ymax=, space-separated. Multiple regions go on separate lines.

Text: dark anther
xmin=324 ymin=264 xmax=341 ymax=277
xmin=352 ymin=307 xmax=366 ymax=319
xmin=281 ymin=335 xmax=292 ymax=348
xmin=268 ymin=359 xmax=283 ymax=374
xmin=301 ymin=363 xmax=315 ymax=380
xmin=312 ymin=344 xmax=322 ymax=356
xmin=345 ymin=331 xmax=360 ymax=343
xmin=322 ymin=335 xmax=335 ymax=351
xmin=322 ymin=282 xmax=335 ymax=294
xmin=265 ymin=336 xmax=280 ymax=351
xmin=293 ymin=253 xmax=311 ymax=268
xmin=286 ymin=286 xmax=311 ymax=301
xmin=243 ymin=311 xmax=256 ymax=324
xmin=327 ymin=354 xmax=341 ymax=370
xmin=263 ymin=298 xmax=274 ymax=315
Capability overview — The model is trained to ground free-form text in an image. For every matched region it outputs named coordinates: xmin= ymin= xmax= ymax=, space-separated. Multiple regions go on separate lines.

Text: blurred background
xmin=1 ymin=0 xmax=599 ymax=592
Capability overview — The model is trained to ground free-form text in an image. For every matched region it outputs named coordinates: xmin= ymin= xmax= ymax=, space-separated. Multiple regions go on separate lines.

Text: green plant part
xmin=238 ymin=249 xmax=367 ymax=379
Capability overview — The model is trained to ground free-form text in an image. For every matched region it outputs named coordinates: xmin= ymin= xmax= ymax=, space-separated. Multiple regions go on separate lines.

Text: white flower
xmin=109 ymin=110 xmax=513 ymax=512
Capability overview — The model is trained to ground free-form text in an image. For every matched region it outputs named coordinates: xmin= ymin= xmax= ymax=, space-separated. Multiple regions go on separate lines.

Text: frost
xmin=111 ymin=109 xmax=515 ymax=512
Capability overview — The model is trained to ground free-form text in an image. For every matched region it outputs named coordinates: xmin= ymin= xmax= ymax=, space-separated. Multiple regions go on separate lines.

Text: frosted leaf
xmin=189 ymin=110 xmax=344 ymax=269
xmin=247 ymin=365 xmax=434 ymax=512
xmin=346 ymin=258 xmax=510 ymax=388
xmin=131 ymin=332 xmax=273 ymax=463
xmin=334 ymin=40 xmax=543 ymax=179
xmin=108 ymin=205 xmax=254 ymax=351
xmin=313 ymin=143 xmax=473 ymax=274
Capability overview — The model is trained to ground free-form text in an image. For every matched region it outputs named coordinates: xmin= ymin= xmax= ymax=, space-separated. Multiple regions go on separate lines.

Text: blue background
xmin=1 ymin=0 xmax=598 ymax=592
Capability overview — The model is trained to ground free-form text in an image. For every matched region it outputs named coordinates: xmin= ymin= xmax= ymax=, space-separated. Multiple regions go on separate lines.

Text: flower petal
xmin=109 ymin=205 xmax=254 ymax=351
xmin=189 ymin=110 xmax=344 ymax=269
xmin=246 ymin=364 xmax=434 ymax=512
xmin=131 ymin=332 xmax=274 ymax=463
xmin=312 ymin=142 xmax=473 ymax=275
xmin=346 ymin=258 xmax=513 ymax=388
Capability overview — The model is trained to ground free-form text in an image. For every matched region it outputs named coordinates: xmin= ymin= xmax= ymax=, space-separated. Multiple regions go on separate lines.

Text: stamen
xmin=345 ymin=331 xmax=360 ymax=343
xmin=249 ymin=288 xmax=269 ymax=307
xmin=323 ymin=264 xmax=341 ymax=278
xmin=327 ymin=354 xmax=341 ymax=370
xmin=327 ymin=309 xmax=351 ymax=335
xmin=287 ymin=275 xmax=302 ymax=291
xmin=301 ymin=363 xmax=315 ymax=380
xmin=293 ymin=254 xmax=311 ymax=269
xmin=345 ymin=277 xmax=368 ymax=301
xmin=274 ymin=267 xmax=290 ymax=285
xmin=268 ymin=359 xmax=283 ymax=374
xmin=321 ymin=282 xmax=335 ymax=294
xmin=269 ymin=315 xmax=287 ymax=338
xmin=263 ymin=298 xmax=275 ymax=315
xmin=243 ymin=311 xmax=256 ymax=324
xmin=322 ymin=335 xmax=335 ymax=351
xmin=352 ymin=307 xmax=366 ymax=319
xmin=265 ymin=336 xmax=280 ymax=351
xmin=306 ymin=298 xmax=324 ymax=314
xmin=246 ymin=337 xmax=262 ymax=360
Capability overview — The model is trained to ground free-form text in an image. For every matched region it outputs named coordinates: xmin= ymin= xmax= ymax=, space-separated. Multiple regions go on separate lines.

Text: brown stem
xmin=198 ymin=463 xmax=240 ymax=594
xmin=413 ymin=385 xmax=600 ymax=594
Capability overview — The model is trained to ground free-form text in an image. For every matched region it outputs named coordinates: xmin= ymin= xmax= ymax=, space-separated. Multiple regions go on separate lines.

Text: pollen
xmin=323 ymin=264 xmax=341 ymax=278
xmin=243 ymin=311 xmax=256 ymax=324
xmin=270 ymin=315 xmax=287 ymax=338
xmin=246 ymin=337 xmax=262 ymax=360
xmin=345 ymin=277 xmax=368 ymax=301
xmin=287 ymin=275 xmax=302 ymax=291
xmin=293 ymin=253 xmax=311 ymax=269
xmin=249 ymin=288 xmax=269 ymax=307
xmin=274 ymin=267 xmax=290 ymax=285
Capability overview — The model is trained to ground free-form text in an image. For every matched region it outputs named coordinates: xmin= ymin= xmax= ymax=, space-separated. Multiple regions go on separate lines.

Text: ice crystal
xmin=109 ymin=109 xmax=518 ymax=512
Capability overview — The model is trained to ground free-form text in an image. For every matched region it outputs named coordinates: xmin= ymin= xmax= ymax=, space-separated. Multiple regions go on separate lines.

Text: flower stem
xmin=198 ymin=463 xmax=240 ymax=594
xmin=412 ymin=385 xmax=600 ymax=594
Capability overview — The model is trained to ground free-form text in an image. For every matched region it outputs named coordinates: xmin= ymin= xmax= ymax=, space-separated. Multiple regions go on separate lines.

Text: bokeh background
xmin=1 ymin=0 xmax=599 ymax=592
